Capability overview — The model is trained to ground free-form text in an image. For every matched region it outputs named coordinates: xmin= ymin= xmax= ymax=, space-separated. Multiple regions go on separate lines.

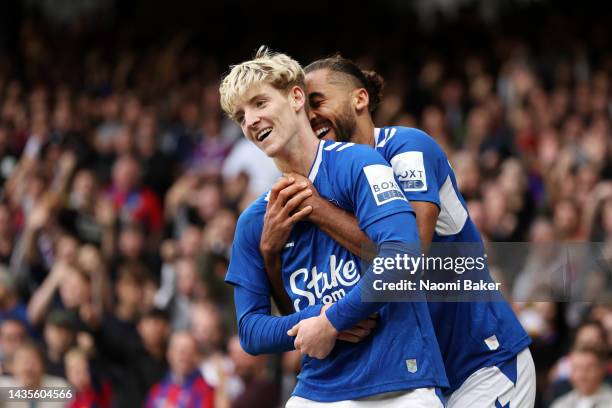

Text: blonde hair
xmin=219 ymin=46 xmax=305 ymax=119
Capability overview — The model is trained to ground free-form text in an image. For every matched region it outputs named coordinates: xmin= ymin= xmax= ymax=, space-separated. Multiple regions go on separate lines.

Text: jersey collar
xmin=307 ymin=140 xmax=325 ymax=182
xmin=374 ymin=128 xmax=382 ymax=146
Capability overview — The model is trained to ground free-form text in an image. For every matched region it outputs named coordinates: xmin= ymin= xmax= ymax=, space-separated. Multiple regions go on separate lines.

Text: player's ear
xmin=289 ymin=86 xmax=306 ymax=112
xmin=353 ymin=88 xmax=370 ymax=113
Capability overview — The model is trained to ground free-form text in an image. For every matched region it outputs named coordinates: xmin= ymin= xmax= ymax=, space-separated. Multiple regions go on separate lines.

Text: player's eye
xmin=255 ymin=100 xmax=266 ymax=108
xmin=310 ymin=99 xmax=322 ymax=108
xmin=236 ymin=114 xmax=245 ymax=125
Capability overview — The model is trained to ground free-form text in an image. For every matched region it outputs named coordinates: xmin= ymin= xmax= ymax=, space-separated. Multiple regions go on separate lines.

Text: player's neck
xmin=352 ymin=116 xmax=376 ymax=146
xmin=273 ymin=126 xmax=319 ymax=177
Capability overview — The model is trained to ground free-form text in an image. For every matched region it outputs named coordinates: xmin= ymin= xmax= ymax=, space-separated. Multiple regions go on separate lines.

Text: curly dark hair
xmin=305 ymin=55 xmax=384 ymax=114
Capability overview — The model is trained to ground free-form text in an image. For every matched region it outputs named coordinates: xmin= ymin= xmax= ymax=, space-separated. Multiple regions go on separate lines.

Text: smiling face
xmin=233 ymin=83 xmax=303 ymax=158
xmin=305 ymin=68 xmax=358 ymax=143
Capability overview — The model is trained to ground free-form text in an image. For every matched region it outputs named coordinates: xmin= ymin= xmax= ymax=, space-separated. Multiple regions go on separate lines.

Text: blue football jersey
xmin=226 ymin=140 xmax=448 ymax=402
xmin=375 ymin=126 xmax=531 ymax=392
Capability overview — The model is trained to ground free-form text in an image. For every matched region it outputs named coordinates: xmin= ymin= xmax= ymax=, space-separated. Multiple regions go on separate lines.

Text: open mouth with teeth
xmin=257 ymin=128 xmax=272 ymax=142
xmin=314 ymin=126 xmax=330 ymax=139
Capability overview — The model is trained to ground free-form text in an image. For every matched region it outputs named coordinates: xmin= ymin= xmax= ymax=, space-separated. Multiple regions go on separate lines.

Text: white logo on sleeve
xmin=363 ymin=164 xmax=407 ymax=206
xmin=390 ymin=151 xmax=428 ymax=192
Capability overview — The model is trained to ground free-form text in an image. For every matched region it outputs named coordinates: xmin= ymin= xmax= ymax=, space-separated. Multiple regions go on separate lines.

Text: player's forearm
xmin=234 ymin=286 xmax=322 ymax=355
xmin=325 ymin=241 xmax=421 ymax=331
xmin=310 ymin=200 xmax=373 ymax=259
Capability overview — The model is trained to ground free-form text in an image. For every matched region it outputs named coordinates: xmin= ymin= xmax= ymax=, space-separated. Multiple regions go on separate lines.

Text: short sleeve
xmin=333 ymin=144 xmax=414 ymax=233
xmin=386 ymin=128 xmax=449 ymax=207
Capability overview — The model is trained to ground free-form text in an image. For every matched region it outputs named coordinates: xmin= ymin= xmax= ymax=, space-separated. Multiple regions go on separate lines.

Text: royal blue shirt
xmin=375 ymin=126 xmax=531 ymax=392
xmin=226 ymin=140 xmax=448 ymax=402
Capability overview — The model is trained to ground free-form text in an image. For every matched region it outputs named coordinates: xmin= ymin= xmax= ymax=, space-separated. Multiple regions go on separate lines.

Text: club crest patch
xmin=406 ymin=359 xmax=418 ymax=373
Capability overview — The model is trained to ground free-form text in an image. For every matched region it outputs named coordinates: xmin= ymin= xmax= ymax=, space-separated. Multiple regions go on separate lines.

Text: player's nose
xmin=245 ymin=110 xmax=260 ymax=129
xmin=308 ymin=108 xmax=319 ymax=124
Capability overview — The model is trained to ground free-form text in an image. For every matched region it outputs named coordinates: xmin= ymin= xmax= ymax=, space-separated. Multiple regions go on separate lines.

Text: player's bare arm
xmin=410 ymin=201 xmax=440 ymax=253
xmin=274 ymin=173 xmax=441 ymax=255
xmin=284 ymin=172 xmax=373 ymax=258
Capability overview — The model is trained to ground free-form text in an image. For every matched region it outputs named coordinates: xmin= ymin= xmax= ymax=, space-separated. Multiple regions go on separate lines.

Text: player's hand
xmin=320 ymin=303 xmax=377 ymax=343
xmin=287 ymin=312 xmax=338 ymax=359
xmin=285 ymin=172 xmax=325 ymax=221
xmin=260 ymin=176 xmax=313 ymax=255
xmin=338 ymin=313 xmax=378 ymax=343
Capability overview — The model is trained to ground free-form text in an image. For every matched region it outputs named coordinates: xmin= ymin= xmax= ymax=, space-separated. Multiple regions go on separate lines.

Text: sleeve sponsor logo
xmin=390 ymin=151 xmax=428 ymax=192
xmin=363 ymin=164 xmax=407 ymax=206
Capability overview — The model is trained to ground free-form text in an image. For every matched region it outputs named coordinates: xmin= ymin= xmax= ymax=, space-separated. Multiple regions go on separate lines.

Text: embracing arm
xmin=312 ymin=199 xmax=438 ymax=257
xmin=260 ymin=175 xmax=370 ymax=266
xmin=411 ymin=201 xmax=440 ymax=253
xmin=289 ymin=211 xmax=422 ymax=359
xmin=234 ymin=284 xmax=322 ymax=355
xmin=308 ymin=200 xmax=374 ymax=260
xmin=324 ymin=236 xmax=420 ymax=332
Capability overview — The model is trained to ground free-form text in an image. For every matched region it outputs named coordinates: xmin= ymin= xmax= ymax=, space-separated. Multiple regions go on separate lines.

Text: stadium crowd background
xmin=0 ymin=0 xmax=610 ymax=407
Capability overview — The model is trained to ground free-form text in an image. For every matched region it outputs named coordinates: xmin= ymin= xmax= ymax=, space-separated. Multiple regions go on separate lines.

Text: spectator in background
xmin=513 ymin=217 xmax=564 ymax=301
xmin=91 ymin=305 xmax=169 ymax=407
xmin=191 ymin=302 xmax=243 ymax=404
xmin=0 ymin=203 xmax=15 ymax=264
xmin=155 ymin=256 xmax=207 ymax=330
xmin=94 ymin=95 xmax=122 ymax=158
xmin=585 ymin=182 xmax=612 ymax=242
xmin=42 ymin=309 xmax=77 ymax=378
xmin=145 ymin=331 xmax=214 ymax=408
xmin=228 ymin=336 xmax=278 ymax=408
xmin=161 ymin=99 xmax=200 ymax=163
xmin=65 ymin=347 xmax=112 ymax=408
xmin=549 ymin=320 xmax=609 ymax=393
xmin=165 ymin=180 xmax=222 ymax=240
xmin=136 ymin=110 xmax=175 ymax=199
xmin=105 ymin=155 xmax=163 ymax=235
xmin=191 ymin=182 xmax=223 ymax=228
xmin=0 ymin=266 xmax=28 ymax=328
xmin=451 ymin=151 xmax=481 ymax=201
xmin=177 ymin=225 xmax=204 ymax=260
xmin=110 ymin=223 xmax=160 ymax=279
xmin=184 ymin=112 xmax=233 ymax=178
xmin=57 ymin=168 xmax=115 ymax=255
xmin=0 ymin=318 xmax=27 ymax=375
xmin=199 ymin=209 xmax=236 ymax=307
xmin=27 ymin=261 xmax=91 ymax=327
xmin=155 ymin=226 xmax=206 ymax=329
xmin=553 ymin=200 xmax=585 ymax=242
xmin=551 ymin=347 xmax=612 ymax=408
xmin=0 ymin=123 xmax=18 ymax=191
xmin=221 ymin=137 xmax=281 ymax=202
xmin=0 ymin=341 xmax=69 ymax=407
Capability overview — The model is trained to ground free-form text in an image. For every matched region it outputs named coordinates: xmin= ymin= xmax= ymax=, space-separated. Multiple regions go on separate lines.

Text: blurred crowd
xmin=0 ymin=4 xmax=611 ymax=408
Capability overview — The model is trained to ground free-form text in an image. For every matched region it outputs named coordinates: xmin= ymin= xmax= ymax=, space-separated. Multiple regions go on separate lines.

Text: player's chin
xmin=321 ymin=128 xmax=339 ymax=142
xmin=261 ymin=141 xmax=282 ymax=158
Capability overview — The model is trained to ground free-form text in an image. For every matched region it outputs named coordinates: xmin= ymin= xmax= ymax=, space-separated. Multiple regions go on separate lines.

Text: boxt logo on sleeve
xmin=390 ymin=151 xmax=428 ymax=192
xmin=363 ymin=164 xmax=407 ymax=206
